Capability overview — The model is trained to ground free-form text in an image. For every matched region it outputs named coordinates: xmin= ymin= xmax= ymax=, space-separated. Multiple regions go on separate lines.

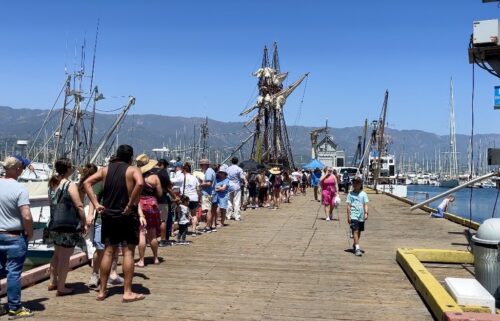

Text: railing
xmin=412 ymin=191 xmax=430 ymax=203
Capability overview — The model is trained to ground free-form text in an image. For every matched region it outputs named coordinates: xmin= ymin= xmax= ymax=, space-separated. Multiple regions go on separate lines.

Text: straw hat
xmin=269 ymin=167 xmax=281 ymax=175
xmin=135 ymin=154 xmax=158 ymax=174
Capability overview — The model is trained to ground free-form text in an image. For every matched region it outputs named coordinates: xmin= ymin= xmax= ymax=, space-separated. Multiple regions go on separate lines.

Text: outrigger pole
xmin=89 ymin=96 xmax=135 ymax=164
xmin=221 ymin=132 xmax=255 ymax=165
xmin=410 ymin=171 xmax=500 ymax=211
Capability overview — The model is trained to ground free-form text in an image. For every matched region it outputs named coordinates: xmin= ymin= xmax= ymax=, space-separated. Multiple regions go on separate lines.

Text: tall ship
xmin=240 ymin=42 xmax=308 ymax=169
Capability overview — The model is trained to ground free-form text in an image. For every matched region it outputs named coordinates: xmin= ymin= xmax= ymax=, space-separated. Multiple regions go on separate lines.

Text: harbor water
xmin=407 ymin=185 xmax=500 ymax=224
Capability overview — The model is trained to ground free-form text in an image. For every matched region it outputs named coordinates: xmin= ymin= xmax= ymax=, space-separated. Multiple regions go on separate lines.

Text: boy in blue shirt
xmin=346 ymin=177 xmax=369 ymax=257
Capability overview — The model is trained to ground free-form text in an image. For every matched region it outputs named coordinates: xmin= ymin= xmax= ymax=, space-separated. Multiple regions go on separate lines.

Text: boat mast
xmin=362 ymin=118 xmax=368 ymax=169
xmin=449 ymin=78 xmax=458 ymax=178
xmin=200 ymin=117 xmax=209 ymax=159
xmin=54 ymin=75 xmax=71 ymax=162
xmin=373 ymin=90 xmax=389 ymax=193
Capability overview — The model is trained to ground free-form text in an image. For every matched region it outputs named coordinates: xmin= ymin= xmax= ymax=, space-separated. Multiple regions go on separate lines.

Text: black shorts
xmin=188 ymin=201 xmax=199 ymax=210
xmin=248 ymin=186 xmax=258 ymax=197
xmin=258 ymin=187 xmax=267 ymax=201
xmin=292 ymin=181 xmax=299 ymax=188
xmin=101 ymin=209 xmax=140 ymax=246
xmin=350 ymin=219 xmax=365 ymax=232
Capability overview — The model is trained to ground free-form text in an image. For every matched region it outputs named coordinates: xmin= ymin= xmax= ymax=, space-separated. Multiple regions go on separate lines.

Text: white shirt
xmin=178 ymin=173 xmax=199 ymax=202
xmin=438 ymin=198 xmax=450 ymax=210
xmin=226 ymin=165 xmax=244 ymax=191
xmin=172 ymin=170 xmax=183 ymax=193
xmin=178 ymin=204 xmax=190 ymax=225
xmin=291 ymin=171 xmax=301 ymax=182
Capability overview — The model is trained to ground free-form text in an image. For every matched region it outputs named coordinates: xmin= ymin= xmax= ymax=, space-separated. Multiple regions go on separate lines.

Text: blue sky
xmin=0 ymin=1 xmax=498 ymax=135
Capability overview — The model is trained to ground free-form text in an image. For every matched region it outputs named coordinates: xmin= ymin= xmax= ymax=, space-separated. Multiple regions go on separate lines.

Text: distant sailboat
xmin=438 ymin=78 xmax=459 ymax=188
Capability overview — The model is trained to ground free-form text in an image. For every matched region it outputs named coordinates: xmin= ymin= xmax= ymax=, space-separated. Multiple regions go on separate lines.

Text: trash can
xmin=472 ymin=218 xmax=500 ymax=307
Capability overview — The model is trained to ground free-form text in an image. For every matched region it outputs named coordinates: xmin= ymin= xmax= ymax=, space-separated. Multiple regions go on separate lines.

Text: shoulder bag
xmin=48 ymin=181 xmax=81 ymax=232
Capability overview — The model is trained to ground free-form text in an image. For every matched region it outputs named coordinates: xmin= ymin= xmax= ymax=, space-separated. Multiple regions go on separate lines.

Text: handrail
xmin=410 ymin=171 xmax=499 ymax=211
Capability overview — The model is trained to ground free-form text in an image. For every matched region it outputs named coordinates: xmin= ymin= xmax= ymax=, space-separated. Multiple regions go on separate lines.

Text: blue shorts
xmin=93 ymin=223 xmax=105 ymax=250
xmin=212 ymin=194 xmax=228 ymax=209
xmin=350 ymin=220 xmax=365 ymax=232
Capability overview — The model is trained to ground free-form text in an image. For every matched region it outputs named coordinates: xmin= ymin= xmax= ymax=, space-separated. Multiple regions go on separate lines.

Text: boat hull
xmin=438 ymin=179 xmax=459 ymax=188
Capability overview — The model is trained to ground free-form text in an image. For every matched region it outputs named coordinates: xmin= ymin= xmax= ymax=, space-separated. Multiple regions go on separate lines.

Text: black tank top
xmin=141 ymin=172 xmax=156 ymax=197
xmin=102 ymin=161 xmax=130 ymax=212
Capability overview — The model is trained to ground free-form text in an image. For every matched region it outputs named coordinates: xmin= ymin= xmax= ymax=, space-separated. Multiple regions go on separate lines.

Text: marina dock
xmin=16 ymin=191 xmax=473 ymax=320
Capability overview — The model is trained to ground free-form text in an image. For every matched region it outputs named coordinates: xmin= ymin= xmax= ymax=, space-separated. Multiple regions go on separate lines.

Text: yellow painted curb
xmin=397 ymin=248 xmax=463 ymax=318
xmin=407 ymin=248 xmax=474 ymax=264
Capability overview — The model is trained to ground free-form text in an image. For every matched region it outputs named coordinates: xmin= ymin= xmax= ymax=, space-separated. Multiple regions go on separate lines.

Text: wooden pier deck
xmin=17 ymin=190 xmax=473 ymax=321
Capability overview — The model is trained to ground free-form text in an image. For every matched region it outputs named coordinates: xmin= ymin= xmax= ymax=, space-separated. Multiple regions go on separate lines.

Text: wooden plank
xmin=0 ymin=252 xmax=88 ymax=296
xmin=2 ymin=190 xmax=475 ymax=320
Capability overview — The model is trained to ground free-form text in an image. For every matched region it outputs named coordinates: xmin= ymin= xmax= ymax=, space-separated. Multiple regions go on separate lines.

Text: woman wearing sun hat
xmin=135 ymin=154 xmax=163 ymax=267
xmin=269 ymin=167 xmax=282 ymax=210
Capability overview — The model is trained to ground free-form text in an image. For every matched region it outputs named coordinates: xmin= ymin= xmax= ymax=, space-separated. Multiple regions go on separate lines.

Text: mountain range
xmin=1 ymin=105 xmax=499 ymax=171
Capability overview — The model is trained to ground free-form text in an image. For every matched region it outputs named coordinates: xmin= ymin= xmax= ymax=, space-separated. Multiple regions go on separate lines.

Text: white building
xmin=315 ymin=136 xmax=345 ymax=168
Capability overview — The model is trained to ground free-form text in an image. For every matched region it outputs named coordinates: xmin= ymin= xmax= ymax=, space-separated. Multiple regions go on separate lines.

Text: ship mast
xmin=241 ymin=42 xmax=308 ymax=168
xmin=373 ymin=90 xmax=389 ymax=193
xmin=449 ymin=78 xmax=458 ymax=178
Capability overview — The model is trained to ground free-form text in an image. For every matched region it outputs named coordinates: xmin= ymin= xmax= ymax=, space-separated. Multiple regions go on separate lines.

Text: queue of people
xmin=0 ymin=146 xmax=370 ymax=319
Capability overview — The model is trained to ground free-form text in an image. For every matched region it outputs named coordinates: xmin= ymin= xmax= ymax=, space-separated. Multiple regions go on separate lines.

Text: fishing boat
xmin=362 ymin=91 xmax=408 ymax=198
xmin=18 ymin=38 xmax=136 ymax=266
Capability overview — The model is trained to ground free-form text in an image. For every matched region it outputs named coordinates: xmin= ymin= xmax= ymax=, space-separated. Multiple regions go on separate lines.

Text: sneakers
xmin=8 ymin=306 xmax=33 ymax=319
xmin=211 ymin=227 xmax=217 ymax=232
xmin=235 ymin=217 xmax=241 ymax=221
xmin=158 ymin=240 xmax=169 ymax=247
xmin=202 ymin=227 xmax=212 ymax=234
xmin=108 ymin=275 xmax=124 ymax=286
xmin=88 ymin=272 xmax=99 ymax=289
xmin=0 ymin=305 xmax=6 ymax=316
xmin=326 ymin=217 xmax=331 ymax=221
xmin=355 ymin=249 xmax=363 ymax=257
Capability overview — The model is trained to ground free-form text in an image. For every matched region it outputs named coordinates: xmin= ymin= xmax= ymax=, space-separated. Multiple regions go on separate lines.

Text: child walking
xmin=177 ymin=196 xmax=191 ymax=245
xmin=346 ymin=177 xmax=369 ymax=257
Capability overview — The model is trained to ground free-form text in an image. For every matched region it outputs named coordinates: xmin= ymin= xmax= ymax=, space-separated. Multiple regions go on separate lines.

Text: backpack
xmin=248 ymin=172 xmax=258 ymax=187
xmin=301 ymin=173 xmax=308 ymax=183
